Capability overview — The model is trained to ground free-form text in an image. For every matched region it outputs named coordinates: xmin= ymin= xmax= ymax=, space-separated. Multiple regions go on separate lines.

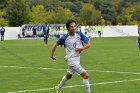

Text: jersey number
xmin=73 ymin=42 xmax=76 ymax=48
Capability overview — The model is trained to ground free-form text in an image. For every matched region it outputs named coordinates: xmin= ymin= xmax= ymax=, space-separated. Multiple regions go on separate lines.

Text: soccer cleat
xmin=54 ymin=86 xmax=60 ymax=93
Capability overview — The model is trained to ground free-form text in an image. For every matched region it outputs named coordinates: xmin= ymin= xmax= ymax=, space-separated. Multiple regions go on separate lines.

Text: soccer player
xmin=43 ymin=23 xmax=50 ymax=45
xmin=50 ymin=19 xmax=91 ymax=93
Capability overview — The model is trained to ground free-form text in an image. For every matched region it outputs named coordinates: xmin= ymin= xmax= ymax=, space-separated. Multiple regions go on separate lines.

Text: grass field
xmin=0 ymin=37 xmax=140 ymax=93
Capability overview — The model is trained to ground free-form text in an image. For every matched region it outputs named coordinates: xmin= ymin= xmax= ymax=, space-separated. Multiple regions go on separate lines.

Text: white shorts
xmin=66 ymin=57 xmax=85 ymax=74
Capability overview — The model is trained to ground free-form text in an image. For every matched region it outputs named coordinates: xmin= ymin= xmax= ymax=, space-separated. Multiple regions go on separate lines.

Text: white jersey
xmin=57 ymin=31 xmax=89 ymax=61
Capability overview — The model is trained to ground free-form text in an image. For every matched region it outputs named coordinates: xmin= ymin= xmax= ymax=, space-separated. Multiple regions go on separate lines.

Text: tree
xmin=124 ymin=7 xmax=136 ymax=25
xmin=120 ymin=0 xmax=140 ymax=8
xmin=0 ymin=9 xmax=8 ymax=26
xmin=132 ymin=6 xmax=140 ymax=21
xmin=94 ymin=0 xmax=117 ymax=25
xmin=41 ymin=0 xmax=62 ymax=11
xmin=93 ymin=8 xmax=102 ymax=25
xmin=117 ymin=14 xmax=128 ymax=25
xmin=62 ymin=2 xmax=79 ymax=14
xmin=6 ymin=0 xmax=31 ymax=26
xmin=0 ymin=0 xmax=7 ymax=8
xmin=46 ymin=7 xmax=75 ymax=24
xmin=82 ymin=0 xmax=91 ymax=3
xmin=26 ymin=0 xmax=41 ymax=10
xmin=75 ymin=1 xmax=83 ymax=10
xmin=80 ymin=3 xmax=101 ymax=25
xmin=80 ymin=3 xmax=93 ymax=25
xmin=30 ymin=5 xmax=47 ymax=24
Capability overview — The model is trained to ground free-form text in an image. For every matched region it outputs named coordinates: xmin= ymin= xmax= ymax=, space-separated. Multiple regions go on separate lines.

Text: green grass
xmin=0 ymin=37 xmax=140 ymax=93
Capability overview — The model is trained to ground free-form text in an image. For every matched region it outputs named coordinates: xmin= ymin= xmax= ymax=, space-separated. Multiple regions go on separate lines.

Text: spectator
xmin=0 ymin=27 xmax=5 ymax=41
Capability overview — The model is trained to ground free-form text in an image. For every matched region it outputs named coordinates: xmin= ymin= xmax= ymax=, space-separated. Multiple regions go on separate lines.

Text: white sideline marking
xmin=0 ymin=65 xmax=140 ymax=75
xmin=88 ymin=69 xmax=140 ymax=75
xmin=6 ymin=78 xmax=140 ymax=93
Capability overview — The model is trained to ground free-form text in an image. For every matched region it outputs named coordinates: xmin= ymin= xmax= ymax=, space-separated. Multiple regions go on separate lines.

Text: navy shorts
xmin=138 ymin=37 xmax=140 ymax=47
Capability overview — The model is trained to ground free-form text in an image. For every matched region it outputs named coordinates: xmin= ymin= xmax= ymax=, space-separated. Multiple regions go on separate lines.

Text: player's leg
xmin=54 ymin=74 xmax=69 ymax=93
xmin=44 ymin=35 xmax=46 ymax=43
xmin=45 ymin=37 xmax=48 ymax=45
xmin=1 ymin=35 xmax=4 ymax=41
xmin=57 ymin=72 xmax=72 ymax=89
xmin=54 ymin=67 xmax=73 ymax=92
xmin=81 ymin=71 xmax=91 ymax=93
xmin=73 ymin=62 xmax=91 ymax=93
xmin=99 ymin=31 xmax=101 ymax=37
xmin=3 ymin=35 xmax=4 ymax=40
xmin=2 ymin=36 xmax=4 ymax=41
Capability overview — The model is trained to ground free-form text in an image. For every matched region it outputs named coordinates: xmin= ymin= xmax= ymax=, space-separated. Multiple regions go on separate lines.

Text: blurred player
xmin=138 ymin=21 xmax=140 ymax=50
xmin=0 ymin=27 xmax=5 ymax=41
xmin=43 ymin=23 xmax=49 ymax=45
xmin=50 ymin=19 xmax=91 ymax=93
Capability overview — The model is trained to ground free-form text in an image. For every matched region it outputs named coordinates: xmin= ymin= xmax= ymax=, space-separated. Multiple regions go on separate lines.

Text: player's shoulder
xmin=76 ymin=31 xmax=84 ymax=35
xmin=76 ymin=31 xmax=85 ymax=37
xmin=59 ymin=34 xmax=69 ymax=40
xmin=76 ymin=31 xmax=82 ymax=34
xmin=57 ymin=34 xmax=69 ymax=46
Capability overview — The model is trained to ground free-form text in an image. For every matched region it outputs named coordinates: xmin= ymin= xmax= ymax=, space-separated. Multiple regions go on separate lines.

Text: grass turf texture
xmin=0 ymin=37 xmax=140 ymax=93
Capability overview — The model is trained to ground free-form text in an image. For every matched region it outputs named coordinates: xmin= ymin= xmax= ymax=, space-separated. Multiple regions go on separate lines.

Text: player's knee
xmin=66 ymin=75 xmax=72 ymax=80
xmin=81 ymin=72 xmax=89 ymax=79
xmin=84 ymin=74 xmax=89 ymax=79
xmin=66 ymin=73 xmax=72 ymax=80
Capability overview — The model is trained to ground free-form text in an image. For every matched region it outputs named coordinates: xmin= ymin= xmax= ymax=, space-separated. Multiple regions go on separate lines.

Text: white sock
xmin=57 ymin=75 xmax=67 ymax=89
xmin=83 ymin=79 xmax=91 ymax=93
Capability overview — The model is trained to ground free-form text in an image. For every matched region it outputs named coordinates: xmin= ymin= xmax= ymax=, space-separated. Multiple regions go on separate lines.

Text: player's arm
xmin=75 ymin=42 xmax=90 ymax=52
xmin=50 ymin=43 xmax=59 ymax=60
xmin=138 ymin=27 xmax=140 ymax=35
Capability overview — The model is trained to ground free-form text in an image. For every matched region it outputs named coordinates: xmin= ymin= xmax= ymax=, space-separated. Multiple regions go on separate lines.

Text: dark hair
xmin=66 ymin=19 xmax=77 ymax=30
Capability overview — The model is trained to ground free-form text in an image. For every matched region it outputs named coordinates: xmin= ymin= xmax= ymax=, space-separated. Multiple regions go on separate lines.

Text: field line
xmin=0 ymin=65 xmax=140 ymax=75
xmin=6 ymin=78 xmax=140 ymax=93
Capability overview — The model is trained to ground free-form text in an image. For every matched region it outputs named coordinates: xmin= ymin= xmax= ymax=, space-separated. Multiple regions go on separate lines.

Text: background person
xmin=32 ymin=26 xmax=37 ymax=38
xmin=0 ymin=27 xmax=5 ymax=41
xmin=43 ymin=24 xmax=50 ymax=45
xmin=138 ymin=21 xmax=140 ymax=50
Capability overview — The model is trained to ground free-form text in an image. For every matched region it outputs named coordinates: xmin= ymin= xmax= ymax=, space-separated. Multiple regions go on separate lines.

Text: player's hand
xmin=75 ymin=48 xmax=84 ymax=53
xmin=50 ymin=56 xmax=57 ymax=60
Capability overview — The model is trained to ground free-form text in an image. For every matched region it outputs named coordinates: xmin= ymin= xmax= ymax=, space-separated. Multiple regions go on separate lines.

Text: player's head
xmin=66 ymin=19 xmax=77 ymax=31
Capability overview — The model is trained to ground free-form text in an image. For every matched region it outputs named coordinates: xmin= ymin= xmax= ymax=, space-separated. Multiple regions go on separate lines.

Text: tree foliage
xmin=30 ymin=5 xmax=46 ymax=24
xmin=80 ymin=3 xmax=93 ymax=25
xmin=0 ymin=0 xmax=139 ymax=26
xmin=0 ymin=0 xmax=7 ymax=8
xmin=46 ymin=7 xmax=75 ymax=24
xmin=132 ymin=6 xmax=140 ymax=21
xmin=62 ymin=2 xmax=79 ymax=14
xmin=94 ymin=0 xmax=117 ymax=25
xmin=0 ymin=9 xmax=8 ymax=26
xmin=6 ymin=0 xmax=30 ymax=26
xmin=42 ymin=0 xmax=62 ymax=11
xmin=80 ymin=3 xmax=102 ymax=25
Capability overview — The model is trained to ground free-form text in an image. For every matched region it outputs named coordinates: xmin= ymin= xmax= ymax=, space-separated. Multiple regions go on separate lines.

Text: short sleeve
xmin=57 ymin=34 xmax=69 ymax=46
xmin=77 ymin=32 xmax=89 ymax=43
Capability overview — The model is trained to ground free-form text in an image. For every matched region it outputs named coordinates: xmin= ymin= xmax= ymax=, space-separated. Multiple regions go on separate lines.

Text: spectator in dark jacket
xmin=0 ymin=27 xmax=5 ymax=41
